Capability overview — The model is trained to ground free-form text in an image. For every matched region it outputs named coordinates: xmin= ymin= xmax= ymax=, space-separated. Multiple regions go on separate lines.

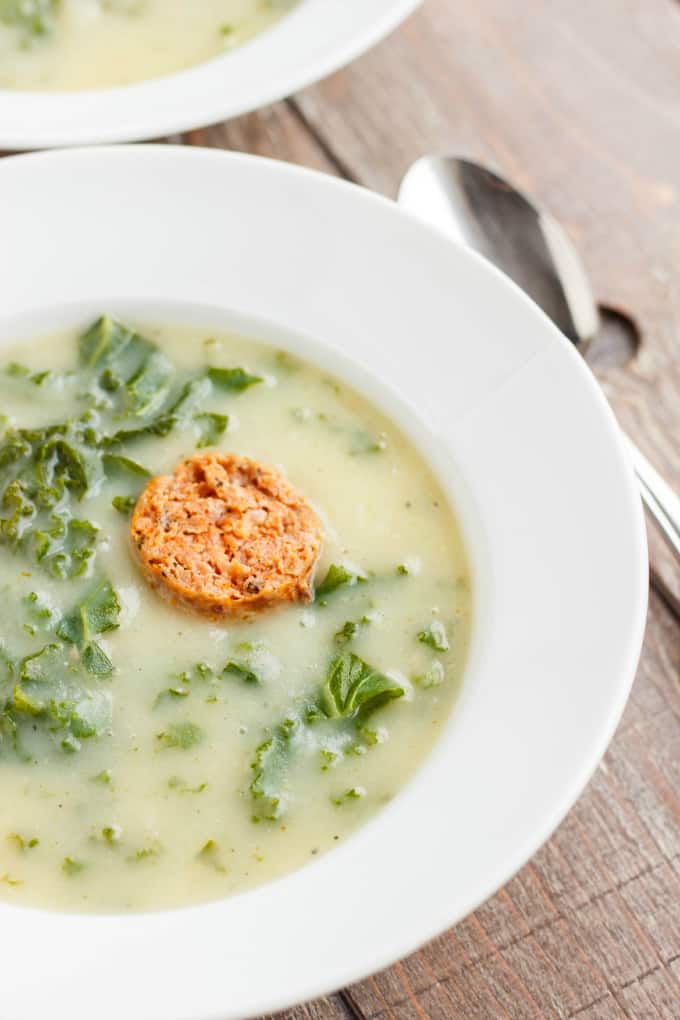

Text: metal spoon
xmin=399 ymin=156 xmax=680 ymax=589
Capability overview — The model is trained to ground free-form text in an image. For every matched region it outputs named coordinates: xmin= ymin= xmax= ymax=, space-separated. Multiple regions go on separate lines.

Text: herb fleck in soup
xmin=0 ymin=317 xmax=471 ymax=912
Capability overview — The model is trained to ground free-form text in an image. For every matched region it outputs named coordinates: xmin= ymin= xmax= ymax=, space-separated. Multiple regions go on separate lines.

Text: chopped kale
xmin=111 ymin=494 xmax=136 ymax=515
xmin=414 ymin=661 xmax=445 ymax=689
xmin=102 ymin=453 xmax=150 ymax=479
xmin=156 ymin=721 xmax=204 ymax=751
xmin=207 ymin=366 xmax=262 ymax=392
xmin=349 ymin=430 xmax=387 ymax=455
xmin=0 ymin=418 xmax=102 ymax=578
xmin=167 ymin=776 xmax=207 ymax=794
xmin=127 ymin=842 xmax=162 ymax=863
xmin=417 ymin=619 xmax=449 ymax=652
xmin=194 ymin=412 xmax=228 ymax=449
xmin=22 ymin=590 xmax=59 ymax=634
xmin=331 ymin=787 xmax=366 ymax=806
xmin=0 ymin=641 xmax=113 ymax=757
xmin=91 ymin=768 xmax=112 ymax=785
xmin=250 ymin=715 xmax=300 ymax=822
xmin=315 ymin=563 xmax=367 ymax=601
xmin=62 ymin=857 xmax=86 ymax=876
xmin=196 ymin=838 xmax=226 ymax=872
xmin=101 ymin=824 xmax=122 ymax=845
xmin=223 ymin=660 xmax=261 ymax=686
xmin=319 ymin=652 xmax=404 ymax=722
xmin=334 ymin=620 xmax=359 ymax=644
xmin=7 ymin=833 xmax=39 ymax=851
xmin=0 ymin=0 xmax=59 ymax=39
xmin=154 ymin=685 xmax=190 ymax=707
xmin=57 ymin=579 xmax=121 ymax=677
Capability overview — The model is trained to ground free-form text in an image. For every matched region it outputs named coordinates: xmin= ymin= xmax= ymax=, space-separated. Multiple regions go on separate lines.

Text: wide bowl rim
xmin=0 ymin=146 xmax=649 ymax=1020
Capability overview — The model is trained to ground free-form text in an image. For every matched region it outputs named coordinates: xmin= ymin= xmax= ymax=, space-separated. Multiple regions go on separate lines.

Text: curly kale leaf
xmin=57 ymin=579 xmax=121 ymax=677
xmin=319 ymin=652 xmax=404 ymax=722
xmin=0 ymin=643 xmax=112 ymax=757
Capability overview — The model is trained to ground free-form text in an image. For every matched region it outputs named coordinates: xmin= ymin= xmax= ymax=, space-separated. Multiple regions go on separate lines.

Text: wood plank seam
xmin=568 ymin=994 xmax=618 ymax=1019
xmin=465 ymin=908 xmax=553 ymax=1015
xmin=338 ymin=989 xmax=372 ymax=1020
xmin=286 ymin=98 xmax=358 ymax=183
xmin=571 ymin=816 xmax=673 ymax=974
xmin=604 ymin=753 xmax=680 ymax=872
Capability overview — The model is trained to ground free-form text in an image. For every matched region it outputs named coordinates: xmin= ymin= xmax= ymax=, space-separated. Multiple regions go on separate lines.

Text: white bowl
xmin=0 ymin=146 xmax=647 ymax=1020
xmin=0 ymin=0 xmax=419 ymax=149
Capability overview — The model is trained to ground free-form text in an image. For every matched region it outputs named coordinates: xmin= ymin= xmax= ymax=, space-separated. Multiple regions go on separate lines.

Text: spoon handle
xmin=624 ymin=434 xmax=680 ymax=562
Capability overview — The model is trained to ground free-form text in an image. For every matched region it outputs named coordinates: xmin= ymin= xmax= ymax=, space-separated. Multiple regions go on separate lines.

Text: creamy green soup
xmin=0 ymin=0 xmax=298 ymax=91
xmin=0 ymin=317 xmax=470 ymax=912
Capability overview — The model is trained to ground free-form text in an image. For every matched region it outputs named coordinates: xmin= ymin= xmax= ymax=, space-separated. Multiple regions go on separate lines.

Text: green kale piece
xmin=154 ymin=685 xmax=190 ymax=707
xmin=334 ymin=620 xmax=359 ymax=644
xmin=319 ymin=652 xmax=404 ymax=722
xmin=32 ymin=514 xmax=99 ymax=579
xmin=417 ymin=620 xmax=449 ymax=652
xmin=207 ymin=366 xmax=262 ymax=392
xmin=0 ymin=419 xmax=102 ymax=578
xmin=79 ymin=316 xmax=136 ymax=370
xmin=106 ymin=376 xmax=212 ymax=446
xmin=349 ymin=430 xmax=387 ymax=455
xmin=62 ymin=856 xmax=86 ymax=876
xmin=250 ymin=715 xmax=301 ymax=822
xmin=0 ymin=0 xmax=59 ymax=38
xmin=80 ymin=317 xmax=175 ymax=419
xmin=91 ymin=768 xmax=112 ymax=785
xmin=103 ymin=455 xmax=149 ymax=515
xmin=123 ymin=349 xmax=174 ymax=416
xmin=127 ymin=842 xmax=162 ymax=863
xmin=102 ymin=453 xmax=150 ymax=479
xmin=223 ymin=660 xmax=261 ymax=686
xmin=56 ymin=579 xmax=121 ymax=677
xmin=315 ymin=563 xmax=367 ymax=601
xmin=111 ymin=495 xmax=136 ymax=515
xmin=7 ymin=833 xmax=39 ymax=851
xmin=195 ymin=412 xmax=229 ymax=449
xmin=196 ymin=838 xmax=226 ymax=871
xmin=331 ymin=786 xmax=366 ymax=806
xmin=413 ymin=660 xmax=445 ymax=689
xmin=156 ymin=721 xmax=204 ymax=751
xmin=22 ymin=590 xmax=59 ymax=634
xmin=0 ymin=642 xmax=113 ymax=756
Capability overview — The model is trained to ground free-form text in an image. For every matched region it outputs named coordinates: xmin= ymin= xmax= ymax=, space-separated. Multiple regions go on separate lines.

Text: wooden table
xmin=178 ymin=3 xmax=680 ymax=1016
xmin=7 ymin=0 xmax=678 ymax=1016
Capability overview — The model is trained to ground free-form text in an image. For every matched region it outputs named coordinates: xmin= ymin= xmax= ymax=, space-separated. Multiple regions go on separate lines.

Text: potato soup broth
xmin=0 ymin=1 xmax=298 ymax=91
xmin=0 ymin=319 xmax=471 ymax=911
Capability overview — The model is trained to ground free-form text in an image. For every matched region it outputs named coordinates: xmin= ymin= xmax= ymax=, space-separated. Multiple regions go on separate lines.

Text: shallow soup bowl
xmin=0 ymin=146 xmax=647 ymax=1020
xmin=0 ymin=0 xmax=420 ymax=149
